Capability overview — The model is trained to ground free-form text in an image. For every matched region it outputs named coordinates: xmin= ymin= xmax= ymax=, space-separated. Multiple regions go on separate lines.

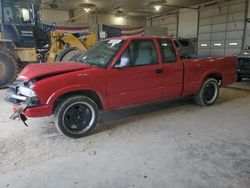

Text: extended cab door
xmin=107 ymin=39 xmax=164 ymax=109
xmin=157 ymin=39 xmax=184 ymax=99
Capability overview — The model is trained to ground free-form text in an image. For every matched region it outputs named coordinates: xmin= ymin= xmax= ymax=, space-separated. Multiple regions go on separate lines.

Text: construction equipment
xmin=0 ymin=0 xmax=96 ymax=88
xmin=0 ymin=0 xmax=50 ymax=87
xmin=47 ymin=31 xmax=96 ymax=62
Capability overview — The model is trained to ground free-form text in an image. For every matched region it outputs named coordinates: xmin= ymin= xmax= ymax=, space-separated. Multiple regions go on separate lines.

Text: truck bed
xmin=182 ymin=56 xmax=237 ymax=96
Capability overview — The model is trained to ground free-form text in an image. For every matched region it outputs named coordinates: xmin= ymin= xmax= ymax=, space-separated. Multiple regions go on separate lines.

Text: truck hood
xmin=18 ymin=62 xmax=92 ymax=80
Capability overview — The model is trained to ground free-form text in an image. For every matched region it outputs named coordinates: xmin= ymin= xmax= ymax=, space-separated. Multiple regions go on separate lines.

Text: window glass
xmin=117 ymin=40 xmax=158 ymax=67
xmin=158 ymin=39 xmax=176 ymax=63
xmin=178 ymin=40 xmax=190 ymax=46
xmin=2 ymin=0 xmax=33 ymax=24
xmin=174 ymin=40 xmax=179 ymax=47
xmin=77 ymin=39 xmax=124 ymax=67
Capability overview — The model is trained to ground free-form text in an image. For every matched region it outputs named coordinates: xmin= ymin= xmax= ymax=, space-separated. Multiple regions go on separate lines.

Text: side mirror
xmin=113 ymin=57 xmax=130 ymax=69
xmin=114 ymin=63 xmax=125 ymax=69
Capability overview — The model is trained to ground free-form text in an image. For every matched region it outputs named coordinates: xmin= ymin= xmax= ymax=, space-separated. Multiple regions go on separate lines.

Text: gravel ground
xmin=0 ymin=82 xmax=249 ymax=188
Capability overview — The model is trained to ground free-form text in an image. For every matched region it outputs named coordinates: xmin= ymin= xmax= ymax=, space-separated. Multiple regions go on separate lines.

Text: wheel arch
xmin=52 ymin=89 xmax=105 ymax=113
xmin=203 ymin=72 xmax=223 ymax=86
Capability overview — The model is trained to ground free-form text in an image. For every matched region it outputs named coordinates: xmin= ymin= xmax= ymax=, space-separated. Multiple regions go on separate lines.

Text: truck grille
xmin=238 ymin=58 xmax=250 ymax=70
xmin=5 ymin=84 xmax=26 ymax=105
xmin=5 ymin=81 xmax=40 ymax=107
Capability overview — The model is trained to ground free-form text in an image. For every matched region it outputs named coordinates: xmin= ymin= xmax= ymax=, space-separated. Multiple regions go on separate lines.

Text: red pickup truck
xmin=5 ymin=36 xmax=237 ymax=138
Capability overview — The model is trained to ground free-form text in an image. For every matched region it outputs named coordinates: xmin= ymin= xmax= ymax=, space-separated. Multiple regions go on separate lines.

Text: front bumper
xmin=5 ymin=84 xmax=53 ymax=119
xmin=9 ymin=97 xmax=32 ymax=120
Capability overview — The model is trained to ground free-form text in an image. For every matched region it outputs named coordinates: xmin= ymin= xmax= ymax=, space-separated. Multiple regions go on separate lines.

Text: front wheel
xmin=54 ymin=96 xmax=98 ymax=138
xmin=194 ymin=78 xmax=219 ymax=106
xmin=0 ymin=49 xmax=18 ymax=87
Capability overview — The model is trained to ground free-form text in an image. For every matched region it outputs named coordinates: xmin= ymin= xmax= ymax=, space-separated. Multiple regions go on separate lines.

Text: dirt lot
xmin=0 ymin=82 xmax=249 ymax=188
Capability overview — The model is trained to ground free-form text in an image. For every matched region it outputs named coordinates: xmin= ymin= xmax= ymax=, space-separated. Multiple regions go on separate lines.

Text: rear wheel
xmin=0 ymin=48 xmax=18 ymax=87
xmin=194 ymin=78 xmax=219 ymax=106
xmin=54 ymin=95 xmax=98 ymax=138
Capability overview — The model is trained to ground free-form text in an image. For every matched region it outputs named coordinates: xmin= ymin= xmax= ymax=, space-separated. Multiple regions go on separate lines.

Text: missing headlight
xmin=28 ymin=97 xmax=40 ymax=107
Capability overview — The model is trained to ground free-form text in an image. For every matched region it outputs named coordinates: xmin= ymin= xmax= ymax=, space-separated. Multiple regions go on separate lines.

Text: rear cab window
xmin=158 ymin=39 xmax=177 ymax=63
xmin=178 ymin=40 xmax=190 ymax=47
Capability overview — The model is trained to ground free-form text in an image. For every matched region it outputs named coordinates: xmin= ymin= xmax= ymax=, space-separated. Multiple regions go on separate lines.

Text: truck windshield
xmin=2 ymin=0 xmax=34 ymax=24
xmin=77 ymin=39 xmax=124 ymax=67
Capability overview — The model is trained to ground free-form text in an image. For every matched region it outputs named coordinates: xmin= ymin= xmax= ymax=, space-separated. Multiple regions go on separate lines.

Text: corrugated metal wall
xmin=243 ymin=0 xmax=250 ymax=48
xmin=39 ymin=1 xmax=248 ymax=56
xmin=178 ymin=9 xmax=198 ymax=38
xmin=73 ymin=9 xmax=146 ymax=26
xmin=149 ymin=9 xmax=198 ymax=38
xmin=40 ymin=9 xmax=70 ymax=23
xmin=97 ymin=14 xmax=146 ymax=26
xmin=144 ymin=27 xmax=168 ymax=36
xmin=148 ymin=14 xmax=178 ymax=37
xmin=148 ymin=0 xmax=247 ymax=56
xmin=198 ymin=0 xmax=246 ymax=56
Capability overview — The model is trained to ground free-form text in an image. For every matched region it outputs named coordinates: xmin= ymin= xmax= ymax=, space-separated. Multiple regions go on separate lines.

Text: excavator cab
xmin=0 ymin=0 xmax=36 ymax=47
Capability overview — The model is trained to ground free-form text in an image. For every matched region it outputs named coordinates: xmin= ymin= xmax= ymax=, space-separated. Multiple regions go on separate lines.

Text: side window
xmin=174 ymin=40 xmax=179 ymax=47
xmin=117 ymin=40 xmax=158 ymax=67
xmin=158 ymin=39 xmax=177 ymax=63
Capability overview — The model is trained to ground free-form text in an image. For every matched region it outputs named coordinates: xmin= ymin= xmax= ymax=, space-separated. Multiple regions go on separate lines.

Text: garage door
xmin=198 ymin=0 xmax=246 ymax=56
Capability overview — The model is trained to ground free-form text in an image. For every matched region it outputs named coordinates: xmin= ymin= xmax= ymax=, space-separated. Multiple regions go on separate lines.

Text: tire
xmin=55 ymin=47 xmax=82 ymax=62
xmin=0 ymin=48 xmax=18 ymax=87
xmin=54 ymin=95 xmax=98 ymax=138
xmin=194 ymin=78 xmax=219 ymax=106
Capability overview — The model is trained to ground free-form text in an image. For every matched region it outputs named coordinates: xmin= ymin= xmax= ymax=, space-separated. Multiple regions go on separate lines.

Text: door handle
xmin=155 ymin=69 xmax=163 ymax=74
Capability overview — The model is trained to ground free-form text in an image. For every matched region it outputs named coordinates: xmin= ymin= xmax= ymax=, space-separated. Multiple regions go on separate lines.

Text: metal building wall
xmin=198 ymin=0 xmax=246 ymax=56
xmin=73 ymin=9 xmax=146 ymax=26
xmin=243 ymin=0 xmax=250 ymax=47
xmin=178 ymin=9 xmax=198 ymax=38
xmin=97 ymin=14 xmax=146 ymax=26
xmin=149 ymin=14 xmax=178 ymax=37
xmin=144 ymin=27 xmax=168 ymax=36
xmin=149 ymin=9 xmax=198 ymax=38
xmin=40 ymin=9 xmax=70 ymax=23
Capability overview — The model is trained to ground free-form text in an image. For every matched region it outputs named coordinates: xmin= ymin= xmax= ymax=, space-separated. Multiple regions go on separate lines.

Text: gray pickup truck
xmin=237 ymin=46 xmax=250 ymax=81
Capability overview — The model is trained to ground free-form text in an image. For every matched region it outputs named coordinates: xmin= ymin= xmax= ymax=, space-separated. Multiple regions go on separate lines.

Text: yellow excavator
xmin=0 ymin=0 xmax=96 ymax=87
xmin=47 ymin=31 xmax=96 ymax=62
